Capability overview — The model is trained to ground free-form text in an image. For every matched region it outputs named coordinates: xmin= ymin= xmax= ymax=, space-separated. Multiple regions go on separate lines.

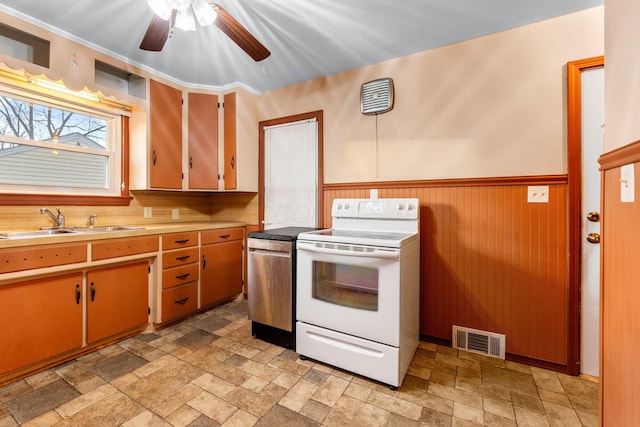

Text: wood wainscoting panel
xmin=323 ymin=178 xmax=569 ymax=366
xmin=599 ymin=143 xmax=640 ymax=425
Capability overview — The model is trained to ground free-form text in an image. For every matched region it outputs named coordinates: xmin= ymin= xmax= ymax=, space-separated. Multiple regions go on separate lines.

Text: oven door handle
xmin=297 ymin=242 xmax=400 ymax=259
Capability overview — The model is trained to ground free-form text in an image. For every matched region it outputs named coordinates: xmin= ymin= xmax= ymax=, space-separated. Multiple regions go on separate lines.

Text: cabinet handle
xmin=219 ymin=234 xmax=230 ymax=239
xmin=75 ymin=284 xmax=81 ymax=305
xmin=176 ymin=255 xmax=190 ymax=261
xmin=91 ymin=282 xmax=96 ymax=302
xmin=189 ymin=156 xmax=193 ymax=169
xmin=202 ymin=254 xmax=206 ymax=269
xmin=174 ymin=297 xmax=189 ymax=305
xmin=230 ymin=155 xmax=235 ymax=170
xmin=175 ymin=273 xmax=191 ymax=280
xmin=152 ymin=150 xmax=157 ymax=165
xmin=175 ymin=239 xmax=190 ymax=244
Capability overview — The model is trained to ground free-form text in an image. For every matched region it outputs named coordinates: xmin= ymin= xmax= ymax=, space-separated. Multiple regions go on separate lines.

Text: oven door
xmin=296 ymin=240 xmax=401 ymax=347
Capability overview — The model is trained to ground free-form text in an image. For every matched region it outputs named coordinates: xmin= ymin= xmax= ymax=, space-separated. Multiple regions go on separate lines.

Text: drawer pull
xmin=175 ymin=239 xmax=190 ymax=244
xmin=219 ymin=234 xmax=231 ymax=239
xmin=75 ymin=284 xmax=81 ymax=305
xmin=174 ymin=297 xmax=189 ymax=305
xmin=202 ymin=254 xmax=206 ymax=269
xmin=176 ymin=255 xmax=191 ymax=261
xmin=175 ymin=273 xmax=191 ymax=280
xmin=91 ymin=282 xmax=96 ymax=302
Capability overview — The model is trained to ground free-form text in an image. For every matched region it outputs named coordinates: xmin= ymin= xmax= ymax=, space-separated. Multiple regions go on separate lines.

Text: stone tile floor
xmin=0 ymin=298 xmax=599 ymax=426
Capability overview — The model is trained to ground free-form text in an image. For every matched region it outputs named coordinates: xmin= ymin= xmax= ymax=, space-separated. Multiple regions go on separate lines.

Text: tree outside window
xmin=0 ymin=93 xmax=115 ymax=190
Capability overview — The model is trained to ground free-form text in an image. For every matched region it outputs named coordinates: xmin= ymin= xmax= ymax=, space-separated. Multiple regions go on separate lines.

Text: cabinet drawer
xmin=92 ymin=236 xmax=159 ymax=260
xmin=162 ymin=247 xmax=199 ymax=269
xmin=162 ymin=282 xmax=197 ymax=322
xmin=162 ymin=232 xmax=198 ymax=250
xmin=0 ymin=243 xmax=87 ymax=274
xmin=201 ymin=227 xmax=243 ymax=245
xmin=162 ymin=263 xmax=199 ymax=289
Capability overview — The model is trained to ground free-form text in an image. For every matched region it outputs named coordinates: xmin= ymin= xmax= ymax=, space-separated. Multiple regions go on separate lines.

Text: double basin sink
xmin=0 ymin=226 xmax=144 ymax=239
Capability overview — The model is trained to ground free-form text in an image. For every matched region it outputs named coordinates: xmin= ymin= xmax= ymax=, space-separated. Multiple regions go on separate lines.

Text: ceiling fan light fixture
xmin=175 ymin=6 xmax=196 ymax=31
xmin=147 ymin=0 xmax=173 ymax=20
xmin=192 ymin=0 xmax=217 ymax=26
xmin=141 ymin=0 xmax=270 ymax=61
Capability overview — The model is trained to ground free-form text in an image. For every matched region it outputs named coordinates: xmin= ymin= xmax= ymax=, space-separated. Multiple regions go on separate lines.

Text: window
xmin=0 ymin=87 xmax=125 ymax=201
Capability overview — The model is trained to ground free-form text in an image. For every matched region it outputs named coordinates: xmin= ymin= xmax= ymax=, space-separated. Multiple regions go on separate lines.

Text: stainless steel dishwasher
xmin=247 ymin=227 xmax=319 ymax=349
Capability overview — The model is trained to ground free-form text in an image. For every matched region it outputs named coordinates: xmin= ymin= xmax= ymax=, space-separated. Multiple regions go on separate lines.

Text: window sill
xmin=0 ymin=194 xmax=133 ymax=206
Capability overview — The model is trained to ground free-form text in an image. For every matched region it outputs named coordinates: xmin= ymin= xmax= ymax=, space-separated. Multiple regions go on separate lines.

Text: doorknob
xmin=587 ymin=211 xmax=600 ymax=222
xmin=586 ymin=233 xmax=600 ymax=244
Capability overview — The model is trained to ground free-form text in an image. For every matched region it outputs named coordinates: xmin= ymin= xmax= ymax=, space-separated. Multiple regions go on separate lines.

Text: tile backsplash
xmin=0 ymin=191 xmax=258 ymax=231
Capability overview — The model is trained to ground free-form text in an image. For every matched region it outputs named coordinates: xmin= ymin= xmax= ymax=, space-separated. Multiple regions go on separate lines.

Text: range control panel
xmin=332 ymin=198 xmax=419 ymax=219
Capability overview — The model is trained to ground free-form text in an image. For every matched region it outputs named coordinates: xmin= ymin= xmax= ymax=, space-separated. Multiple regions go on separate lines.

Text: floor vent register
xmin=452 ymin=326 xmax=506 ymax=359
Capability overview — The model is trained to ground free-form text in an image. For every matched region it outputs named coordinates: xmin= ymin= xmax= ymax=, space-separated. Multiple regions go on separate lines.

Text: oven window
xmin=311 ymin=261 xmax=378 ymax=311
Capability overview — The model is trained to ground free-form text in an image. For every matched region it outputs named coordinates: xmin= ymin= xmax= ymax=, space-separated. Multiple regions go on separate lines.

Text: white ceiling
xmin=0 ymin=0 xmax=602 ymax=93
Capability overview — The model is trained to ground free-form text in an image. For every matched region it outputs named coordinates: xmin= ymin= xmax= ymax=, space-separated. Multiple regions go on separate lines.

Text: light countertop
xmin=0 ymin=221 xmax=245 ymax=249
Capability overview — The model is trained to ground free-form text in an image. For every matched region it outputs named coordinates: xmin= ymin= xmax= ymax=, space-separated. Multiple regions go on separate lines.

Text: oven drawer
xmin=296 ymin=321 xmax=402 ymax=387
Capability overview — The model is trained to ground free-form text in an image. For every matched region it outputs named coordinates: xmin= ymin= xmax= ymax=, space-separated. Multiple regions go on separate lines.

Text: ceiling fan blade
xmin=211 ymin=4 xmax=271 ymax=61
xmin=140 ymin=10 xmax=176 ymax=52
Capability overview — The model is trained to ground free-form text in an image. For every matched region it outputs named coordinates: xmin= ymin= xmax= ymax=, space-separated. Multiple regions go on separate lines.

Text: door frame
xmin=258 ymin=110 xmax=324 ymax=229
xmin=567 ymin=56 xmax=604 ymax=376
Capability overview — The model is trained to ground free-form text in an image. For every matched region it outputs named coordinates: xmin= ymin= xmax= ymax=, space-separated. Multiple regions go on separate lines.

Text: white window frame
xmin=0 ymin=84 xmax=122 ymax=197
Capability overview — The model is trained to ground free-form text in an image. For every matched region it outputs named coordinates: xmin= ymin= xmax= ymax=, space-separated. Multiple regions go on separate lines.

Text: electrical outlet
xmin=172 ymin=208 xmax=179 ymax=220
xmin=527 ymin=186 xmax=549 ymax=203
xmin=143 ymin=207 xmax=152 ymax=218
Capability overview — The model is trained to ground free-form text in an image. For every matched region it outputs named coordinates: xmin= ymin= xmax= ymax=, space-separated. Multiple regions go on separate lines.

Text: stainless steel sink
xmin=0 ymin=226 xmax=145 ymax=239
xmin=0 ymin=229 xmax=78 ymax=239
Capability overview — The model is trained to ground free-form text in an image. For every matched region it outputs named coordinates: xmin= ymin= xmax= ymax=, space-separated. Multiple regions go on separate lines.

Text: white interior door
xmin=263 ymin=119 xmax=318 ymax=229
xmin=580 ymin=66 xmax=604 ymax=377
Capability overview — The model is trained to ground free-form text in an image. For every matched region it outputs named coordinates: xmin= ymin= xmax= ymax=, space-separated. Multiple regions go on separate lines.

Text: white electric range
xmin=295 ymin=198 xmax=420 ymax=388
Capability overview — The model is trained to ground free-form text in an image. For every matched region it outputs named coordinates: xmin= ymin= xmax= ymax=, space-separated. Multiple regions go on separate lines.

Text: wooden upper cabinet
xmin=188 ymin=92 xmax=219 ymax=190
xmin=223 ymin=92 xmax=237 ymax=190
xmin=222 ymin=89 xmax=259 ymax=192
xmin=149 ymin=79 xmax=182 ymax=189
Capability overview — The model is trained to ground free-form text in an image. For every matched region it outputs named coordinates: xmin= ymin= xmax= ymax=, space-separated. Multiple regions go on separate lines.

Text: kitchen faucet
xmin=40 ymin=207 xmax=65 ymax=227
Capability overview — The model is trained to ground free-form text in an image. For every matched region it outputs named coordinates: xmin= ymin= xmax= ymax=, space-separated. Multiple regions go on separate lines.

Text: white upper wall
xmin=605 ymin=0 xmax=640 ymax=150
xmin=260 ymin=7 xmax=604 ymax=183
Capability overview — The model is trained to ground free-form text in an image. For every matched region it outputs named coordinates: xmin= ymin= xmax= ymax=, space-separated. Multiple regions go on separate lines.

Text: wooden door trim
xmin=566 ymin=55 xmax=604 ymax=376
xmin=258 ymin=111 xmax=324 ymax=229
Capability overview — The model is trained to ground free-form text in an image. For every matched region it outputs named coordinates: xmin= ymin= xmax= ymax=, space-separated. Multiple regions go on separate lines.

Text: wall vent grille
xmin=360 ymin=78 xmax=394 ymax=115
xmin=452 ymin=326 xmax=505 ymax=359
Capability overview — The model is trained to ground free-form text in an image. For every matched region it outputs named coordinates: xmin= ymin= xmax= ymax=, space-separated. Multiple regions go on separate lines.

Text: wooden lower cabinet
xmin=86 ymin=261 xmax=149 ymax=344
xmin=162 ymin=282 xmax=198 ymax=321
xmin=160 ymin=234 xmax=199 ymax=322
xmin=0 ymin=273 xmax=83 ymax=375
xmin=201 ymin=239 xmax=243 ymax=308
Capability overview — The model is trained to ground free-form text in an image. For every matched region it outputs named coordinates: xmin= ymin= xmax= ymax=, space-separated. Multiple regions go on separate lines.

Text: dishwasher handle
xmin=248 ymin=248 xmax=291 ymax=258
xmin=297 ymin=241 xmax=400 ymax=260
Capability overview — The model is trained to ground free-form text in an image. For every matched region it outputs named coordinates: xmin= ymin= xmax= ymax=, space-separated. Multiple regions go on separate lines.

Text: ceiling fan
xmin=140 ymin=0 xmax=270 ymax=61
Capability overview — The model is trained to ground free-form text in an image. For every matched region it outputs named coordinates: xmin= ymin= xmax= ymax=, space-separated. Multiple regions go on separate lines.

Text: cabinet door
xmin=0 ymin=273 xmax=83 ymax=375
xmin=150 ymin=79 xmax=182 ymax=189
xmin=86 ymin=262 xmax=149 ymax=344
xmin=188 ymin=92 xmax=219 ymax=189
xmin=223 ymin=92 xmax=237 ymax=190
xmin=201 ymin=240 xmax=243 ymax=307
